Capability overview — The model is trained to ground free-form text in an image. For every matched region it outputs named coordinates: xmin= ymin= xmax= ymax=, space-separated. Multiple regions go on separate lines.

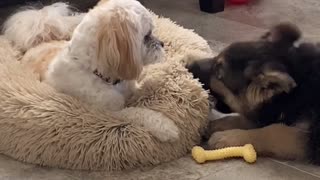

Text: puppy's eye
xmin=215 ymin=64 xmax=224 ymax=80
xmin=217 ymin=68 xmax=224 ymax=80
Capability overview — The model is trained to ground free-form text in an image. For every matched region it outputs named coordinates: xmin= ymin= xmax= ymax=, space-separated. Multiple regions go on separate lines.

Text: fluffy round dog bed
xmin=0 ymin=14 xmax=212 ymax=171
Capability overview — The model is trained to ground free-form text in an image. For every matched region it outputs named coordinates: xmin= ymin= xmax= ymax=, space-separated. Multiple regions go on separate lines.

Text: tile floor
xmin=1 ymin=0 xmax=320 ymax=179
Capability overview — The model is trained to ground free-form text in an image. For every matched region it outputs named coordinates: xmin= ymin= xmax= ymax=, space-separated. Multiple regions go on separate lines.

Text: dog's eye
xmin=144 ymin=31 xmax=152 ymax=41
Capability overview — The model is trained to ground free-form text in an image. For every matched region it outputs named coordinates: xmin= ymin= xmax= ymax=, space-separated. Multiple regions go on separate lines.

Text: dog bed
xmin=0 ymin=13 xmax=212 ymax=171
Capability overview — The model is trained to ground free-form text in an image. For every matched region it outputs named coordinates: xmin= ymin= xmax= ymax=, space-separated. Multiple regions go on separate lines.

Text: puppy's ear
xmin=186 ymin=58 xmax=213 ymax=75
xmin=96 ymin=13 xmax=142 ymax=80
xmin=247 ymin=64 xmax=296 ymax=106
xmin=261 ymin=23 xmax=301 ymax=46
xmin=258 ymin=70 xmax=296 ymax=93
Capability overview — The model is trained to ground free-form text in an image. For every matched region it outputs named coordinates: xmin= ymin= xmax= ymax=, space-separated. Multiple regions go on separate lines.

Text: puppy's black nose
xmin=160 ymin=41 xmax=164 ymax=47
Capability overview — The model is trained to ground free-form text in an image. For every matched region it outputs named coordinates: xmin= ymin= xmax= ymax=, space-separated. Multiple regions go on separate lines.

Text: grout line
xmin=270 ymin=158 xmax=320 ymax=179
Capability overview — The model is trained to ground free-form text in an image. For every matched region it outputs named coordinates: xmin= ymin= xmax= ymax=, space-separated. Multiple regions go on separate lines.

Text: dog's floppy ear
xmin=246 ymin=63 xmax=296 ymax=106
xmin=96 ymin=13 xmax=142 ymax=80
xmin=261 ymin=23 xmax=301 ymax=46
xmin=258 ymin=70 xmax=296 ymax=93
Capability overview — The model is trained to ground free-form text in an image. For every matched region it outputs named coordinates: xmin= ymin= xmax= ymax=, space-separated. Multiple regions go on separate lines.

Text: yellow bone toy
xmin=192 ymin=144 xmax=257 ymax=164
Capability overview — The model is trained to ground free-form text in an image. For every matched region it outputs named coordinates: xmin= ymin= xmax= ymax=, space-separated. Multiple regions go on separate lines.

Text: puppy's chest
xmin=257 ymin=107 xmax=311 ymax=132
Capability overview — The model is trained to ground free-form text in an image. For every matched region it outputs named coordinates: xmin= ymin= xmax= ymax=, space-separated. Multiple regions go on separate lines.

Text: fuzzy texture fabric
xmin=151 ymin=13 xmax=214 ymax=65
xmin=0 ymin=14 xmax=212 ymax=171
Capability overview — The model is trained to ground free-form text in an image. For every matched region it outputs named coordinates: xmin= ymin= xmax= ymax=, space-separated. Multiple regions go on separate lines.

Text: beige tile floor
xmin=1 ymin=0 xmax=320 ymax=179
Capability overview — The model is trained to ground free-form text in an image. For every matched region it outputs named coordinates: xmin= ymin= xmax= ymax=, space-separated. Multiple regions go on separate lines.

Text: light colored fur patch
xmin=97 ymin=0 xmax=110 ymax=6
xmin=21 ymin=41 xmax=66 ymax=81
xmin=96 ymin=12 xmax=142 ymax=80
xmin=210 ymin=77 xmax=245 ymax=113
xmin=2 ymin=3 xmax=84 ymax=52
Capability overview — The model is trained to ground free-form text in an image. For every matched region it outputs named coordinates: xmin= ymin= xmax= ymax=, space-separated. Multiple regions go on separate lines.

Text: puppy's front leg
xmin=208 ymin=124 xmax=307 ymax=160
xmin=210 ymin=78 xmax=245 ymax=114
xmin=207 ymin=109 xmax=256 ymax=134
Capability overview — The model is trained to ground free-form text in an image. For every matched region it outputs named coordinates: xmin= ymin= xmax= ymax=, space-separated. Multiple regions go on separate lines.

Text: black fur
xmin=186 ymin=58 xmax=231 ymax=112
xmin=186 ymin=23 xmax=320 ymax=164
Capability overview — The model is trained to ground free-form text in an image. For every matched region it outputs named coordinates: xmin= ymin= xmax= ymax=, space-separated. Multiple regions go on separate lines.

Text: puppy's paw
xmin=208 ymin=129 xmax=250 ymax=149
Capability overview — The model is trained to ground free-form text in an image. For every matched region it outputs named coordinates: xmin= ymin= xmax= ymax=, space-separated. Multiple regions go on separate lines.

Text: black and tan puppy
xmin=187 ymin=23 xmax=320 ymax=163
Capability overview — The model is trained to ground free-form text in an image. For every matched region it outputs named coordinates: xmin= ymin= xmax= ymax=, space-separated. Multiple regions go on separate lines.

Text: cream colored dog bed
xmin=0 ymin=14 xmax=212 ymax=171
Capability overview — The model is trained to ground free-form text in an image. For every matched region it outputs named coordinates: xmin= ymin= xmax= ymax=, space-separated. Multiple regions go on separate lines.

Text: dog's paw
xmin=115 ymin=80 xmax=138 ymax=99
xmin=147 ymin=113 xmax=180 ymax=142
xmin=152 ymin=125 xmax=179 ymax=142
xmin=144 ymin=111 xmax=180 ymax=142
xmin=126 ymin=108 xmax=181 ymax=142
xmin=150 ymin=121 xmax=180 ymax=142
xmin=207 ymin=129 xmax=250 ymax=149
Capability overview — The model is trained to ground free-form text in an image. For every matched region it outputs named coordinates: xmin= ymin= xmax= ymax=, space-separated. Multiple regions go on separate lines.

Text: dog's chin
xmin=143 ymin=47 xmax=165 ymax=65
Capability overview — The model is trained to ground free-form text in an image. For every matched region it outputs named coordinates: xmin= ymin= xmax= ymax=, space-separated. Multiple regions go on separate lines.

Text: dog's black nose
xmin=160 ymin=41 xmax=164 ymax=47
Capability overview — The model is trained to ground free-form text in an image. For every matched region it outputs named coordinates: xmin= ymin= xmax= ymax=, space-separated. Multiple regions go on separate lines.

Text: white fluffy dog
xmin=2 ymin=0 xmax=179 ymax=142
xmin=16 ymin=0 xmax=164 ymax=110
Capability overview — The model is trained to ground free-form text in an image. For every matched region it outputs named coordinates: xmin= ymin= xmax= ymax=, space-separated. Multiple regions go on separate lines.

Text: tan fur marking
xmin=97 ymin=0 xmax=110 ymax=6
xmin=251 ymin=124 xmax=307 ymax=159
xmin=215 ymin=57 xmax=224 ymax=64
xmin=210 ymin=77 xmax=245 ymax=113
xmin=264 ymin=71 xmax=297 ymax=92
xmin=21 ymin=41 xmax=65 ymax=81
xmin=245 ymin=70 xmax=297 ymax=109
xmin=96 ymin=12 xmax=142 ymax=80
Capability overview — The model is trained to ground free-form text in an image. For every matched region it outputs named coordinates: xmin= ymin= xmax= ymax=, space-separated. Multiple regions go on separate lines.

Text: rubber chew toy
xmin=192 ymin=144 xmax=257 ymax=164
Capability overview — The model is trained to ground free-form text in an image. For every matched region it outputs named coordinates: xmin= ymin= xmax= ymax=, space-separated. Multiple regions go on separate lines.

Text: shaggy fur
xmin=0 ymin=9 xmax=211 ymax=170
xmin=187 ymin=23 xmax=320 ymax=163
xmin=151 ymin=16 xmax=213 ymax=65
xmin=2 ymin=2 xmax=84 ymax=52
xmin=0 ymin=36 xmax=21 ymax=63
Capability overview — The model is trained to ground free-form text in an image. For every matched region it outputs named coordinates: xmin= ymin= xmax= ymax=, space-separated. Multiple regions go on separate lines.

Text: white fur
xmin=44 ymin=0 xmax=152 ymax=110
xmin=118 ymin=107 xmax=180 ymax=142
xmin=45 ymin=0 xmax=165 ymax=108
xmin=13 ymin=0 xmax=177 ymax=142
xmin=3 ymin=2 xmax=84 ymax=52
xmin=45 ymin=47 xmax=126 ymax=111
